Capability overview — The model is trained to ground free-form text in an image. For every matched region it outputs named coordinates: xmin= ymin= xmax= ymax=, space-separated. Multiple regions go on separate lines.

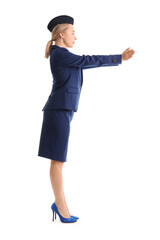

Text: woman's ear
xmin=59 ymin=32 xmax=63 ymax=38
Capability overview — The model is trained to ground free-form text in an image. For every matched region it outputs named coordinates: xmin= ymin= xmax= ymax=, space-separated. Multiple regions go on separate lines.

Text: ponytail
xmin=44 ymin=39 xmax=53 ymax=59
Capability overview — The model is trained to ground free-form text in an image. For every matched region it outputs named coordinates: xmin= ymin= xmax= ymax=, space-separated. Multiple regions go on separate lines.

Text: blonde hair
xmin=44 ymin=23 xmax=70 ymax=59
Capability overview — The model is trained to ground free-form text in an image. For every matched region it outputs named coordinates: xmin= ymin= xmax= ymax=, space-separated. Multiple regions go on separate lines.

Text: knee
xmin=51 ymin=159 xmax=64 ymax=167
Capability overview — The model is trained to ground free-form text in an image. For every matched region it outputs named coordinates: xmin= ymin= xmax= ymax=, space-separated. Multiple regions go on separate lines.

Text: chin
xmin=67 ymin=43 xmax=74 ymax=48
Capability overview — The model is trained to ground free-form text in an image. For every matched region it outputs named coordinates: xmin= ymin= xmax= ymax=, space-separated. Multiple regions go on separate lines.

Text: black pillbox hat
xmin=47 ymin=15 xmax=74 ymax=32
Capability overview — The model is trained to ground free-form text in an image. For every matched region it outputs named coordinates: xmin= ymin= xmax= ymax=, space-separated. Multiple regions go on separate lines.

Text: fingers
xmin=126 ymin=49 xmax=135 ymax=53
xmin=124 ymin=47 xmax=131 ymax=52
xmin=121 ymin=47 xmax=135 ymax=61
xmin=124 ymin=47 xmax=135 ymax=53
xmin=122 ymin=48 xmax=135 ymax=57
xmin=128 ymin=50 xmax=134 ymax=55
xmin=127 ymin=52 xmax=134 ymax=59
xmin=127 ymin=52 xmax=134 ymax=57
xmin=125 ymin=50 xmax=135 ymax=58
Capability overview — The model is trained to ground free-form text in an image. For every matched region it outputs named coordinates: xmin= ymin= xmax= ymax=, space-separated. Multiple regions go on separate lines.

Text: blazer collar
xmin=52 ymin=44 xmax=67 ymax=50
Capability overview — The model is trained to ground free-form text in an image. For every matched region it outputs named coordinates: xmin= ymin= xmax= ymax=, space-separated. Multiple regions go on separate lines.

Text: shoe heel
xmin=52 ymin=210 xmax=56 ymax=221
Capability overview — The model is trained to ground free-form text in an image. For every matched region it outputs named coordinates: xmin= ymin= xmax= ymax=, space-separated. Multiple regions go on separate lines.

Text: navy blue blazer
xmin=42 ymin=45 xmax=122 ymax=112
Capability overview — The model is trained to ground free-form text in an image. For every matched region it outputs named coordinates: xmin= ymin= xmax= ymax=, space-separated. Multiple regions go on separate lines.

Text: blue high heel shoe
xmin=71 ymin=215 xmax=79 ymax=219
xmin=51 ymin=202 xmax=78 ymax=223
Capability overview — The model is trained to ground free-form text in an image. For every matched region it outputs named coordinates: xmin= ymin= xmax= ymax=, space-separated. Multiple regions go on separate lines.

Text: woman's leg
xmin=49 ymin=159 xmax=71 ymax=218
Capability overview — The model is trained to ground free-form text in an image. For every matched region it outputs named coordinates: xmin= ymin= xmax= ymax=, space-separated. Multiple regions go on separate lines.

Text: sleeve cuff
xmin=111 ymin=54 xmax=122 ymax=65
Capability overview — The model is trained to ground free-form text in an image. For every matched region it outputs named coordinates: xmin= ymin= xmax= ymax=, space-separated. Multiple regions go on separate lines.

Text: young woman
xmin=38 ymin=15 xmax=135 ymax=223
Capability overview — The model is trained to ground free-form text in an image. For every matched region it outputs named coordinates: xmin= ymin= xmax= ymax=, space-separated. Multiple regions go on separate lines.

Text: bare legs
xmin=49 ymin=159 xmax=71 ymax=218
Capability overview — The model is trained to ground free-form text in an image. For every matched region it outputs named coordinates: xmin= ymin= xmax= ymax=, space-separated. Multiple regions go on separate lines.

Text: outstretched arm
xmin=55 ymin=48 xmax=122 ymax=69
xmin=82 ymin=46 xmax=135 ymax=69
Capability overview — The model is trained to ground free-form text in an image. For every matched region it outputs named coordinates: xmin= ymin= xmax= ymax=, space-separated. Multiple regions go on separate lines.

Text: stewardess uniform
xmin=37 ymin=15 xmax=122 ymax=162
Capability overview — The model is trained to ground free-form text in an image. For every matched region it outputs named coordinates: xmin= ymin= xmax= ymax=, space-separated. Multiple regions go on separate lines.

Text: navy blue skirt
xmin=38 ymin=109 xmax=74 ymax=162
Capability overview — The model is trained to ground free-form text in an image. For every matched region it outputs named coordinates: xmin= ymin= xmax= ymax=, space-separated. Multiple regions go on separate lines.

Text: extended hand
xmin=122 ymin=47 xmax=135 ymax=61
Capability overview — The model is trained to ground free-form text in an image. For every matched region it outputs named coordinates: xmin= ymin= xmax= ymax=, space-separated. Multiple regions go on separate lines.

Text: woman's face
xmin=61 ymin=24 xmax=77 ymax=48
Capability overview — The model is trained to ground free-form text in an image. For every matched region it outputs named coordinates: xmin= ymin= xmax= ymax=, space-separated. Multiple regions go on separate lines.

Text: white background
xmin=0 ymin=0 xmax=160 ymax=239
